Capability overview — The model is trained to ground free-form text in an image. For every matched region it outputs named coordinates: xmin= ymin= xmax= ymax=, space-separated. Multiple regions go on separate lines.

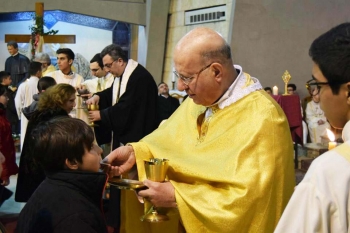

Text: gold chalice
xmin=282 ymin=70 xmax=292 ymax=95
xmin=141 ymin=158 xmax=169 ymax=222
xmin=87 ymin=104 xmax=99 ymax=127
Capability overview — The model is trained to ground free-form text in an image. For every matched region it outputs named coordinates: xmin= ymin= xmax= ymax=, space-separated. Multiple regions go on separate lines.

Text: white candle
xmin=172 ymin=68 xmax=175 ymax=82
xmin=272 ymin=86 xmax=278 ymax=95
xmin=328 ymin=141 xmax=336 ymax=150
xmin=326 ymin=129 xmax=336 ymax=150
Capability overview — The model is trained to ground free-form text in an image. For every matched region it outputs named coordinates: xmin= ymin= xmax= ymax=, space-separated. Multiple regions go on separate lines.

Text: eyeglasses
xmin=305 ymin=78 xmax=330 ymax=96
xmin=173 ymin=63 xmax=213 ymax=86
xmin=104 ymin=60 xmax=116 ymax=69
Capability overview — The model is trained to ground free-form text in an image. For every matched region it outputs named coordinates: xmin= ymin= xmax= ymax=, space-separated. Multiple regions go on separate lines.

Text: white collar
xmin=207 ymin=65 xmax=262 ymax=109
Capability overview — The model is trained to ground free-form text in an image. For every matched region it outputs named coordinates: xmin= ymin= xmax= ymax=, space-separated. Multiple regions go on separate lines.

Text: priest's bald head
xmin=173 ymin=27 xmax=237 ymax=106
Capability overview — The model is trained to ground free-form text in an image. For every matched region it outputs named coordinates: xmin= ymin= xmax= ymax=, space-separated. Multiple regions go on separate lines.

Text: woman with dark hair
xmin=15 ymin=83 xmax=77 ymax=202
xmin=0 ymin=84 xmax=18 ymax=206
xmin=16 ymin=117 xmax=107 ymax=232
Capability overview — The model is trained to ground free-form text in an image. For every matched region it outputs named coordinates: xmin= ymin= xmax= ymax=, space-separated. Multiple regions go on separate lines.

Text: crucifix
xmin=4 ymin=2 xmax=75 ymax=44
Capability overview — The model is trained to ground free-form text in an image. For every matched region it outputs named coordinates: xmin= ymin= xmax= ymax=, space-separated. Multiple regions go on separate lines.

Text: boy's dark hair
xmin=0 ymin=84 xmax=7 ymax=96
xmin=90 ymin=53 xmax=103 ymax=69
xmin=309 ymin=22 xmax=350 ymax=95
xmin=32 ymin=117 xmax=95 ymax=172
xmin=287 ymin=83 xmax=297 ymax=91
xmin=0 ymin=71 xmax=10 ymax=84
xmin=7 ymin=40 xmax=18 ymax=49
xmin=37 ymin=76 xmax=56 ymax=92
xmin=29 ymin=62 xmax=43 ymax=76
xmin=57 ymin=48 xmax=75 ymax=61
xmin=101 ymin=44 xmax=128 ymax=62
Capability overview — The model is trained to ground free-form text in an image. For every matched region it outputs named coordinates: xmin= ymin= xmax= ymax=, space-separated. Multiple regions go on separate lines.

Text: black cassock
xmin=96 ymin=63 xmax=158 ymax=229
xmin=5 ymin=53 xmax=30 ymax=87
xmin=5 ymin=53 xmax=30 ymax=133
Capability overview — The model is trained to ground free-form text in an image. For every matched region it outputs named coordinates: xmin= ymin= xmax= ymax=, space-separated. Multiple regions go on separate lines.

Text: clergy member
xmin=14 ymin=61 xmax=42 ymax=150
xmin=82 ymin=53 xmax=114 ymax=156
xmin=305 ymin=88 xmax=330 ymax=143
xmin=103 ymin=28 xmax=295 ymax=232
xmin=86 ymin=44 xmax=158 ymax=232
xmin=275 ymin=22 xmax=350 ymax=233
xmin=5 ymin=41 xmax=30 ymax=88
xmin=34 ymin=53 xmax=56 ymax=76
xmin=47 ymin=48 xmax=87 ymax=123
xmin=5 ymin=41 xmax=30 ymax=136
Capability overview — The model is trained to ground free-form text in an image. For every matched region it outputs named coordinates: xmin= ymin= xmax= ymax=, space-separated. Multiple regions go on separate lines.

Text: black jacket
xmin=16 ymin=170 xmax=108 ymax=233
xmin=15 ymin=108 xmax=69 ymax=202
xmin=156 ymin=95 xmax=180 ymax=125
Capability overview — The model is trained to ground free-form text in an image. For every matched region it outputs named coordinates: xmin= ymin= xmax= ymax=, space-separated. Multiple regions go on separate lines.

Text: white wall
xmin=0 ymin=20 xmax=112 ymax=70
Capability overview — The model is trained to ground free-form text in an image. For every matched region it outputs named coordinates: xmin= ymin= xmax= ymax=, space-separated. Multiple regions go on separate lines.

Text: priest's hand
xmin=86 ymin=94 xmax=100 ymax=105
xmin=138 ymin=180 xmax=177 ymax=208
xmin=103 ymin=145 xmax=136 ymax=176
xmin=88 ymin=110 xmax=101 ymax=122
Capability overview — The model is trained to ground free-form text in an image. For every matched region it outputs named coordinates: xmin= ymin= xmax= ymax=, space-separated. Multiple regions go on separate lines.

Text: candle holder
xmin=172 ymin=81 xmax=175 ymax=90
xmin=282 ymin=70 xmax=291 ymax=95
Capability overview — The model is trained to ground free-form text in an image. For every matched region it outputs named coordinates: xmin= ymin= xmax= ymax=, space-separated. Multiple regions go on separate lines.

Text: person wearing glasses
xmin=85 ymin=44 xmax=158 ymax=232
xmin=275 ymin=22 xmax=350 ymax=232
xmin=80 ymin=53 xmax=114 ymax=157
xmin=103 ymin=28 xmax=295 ymax=232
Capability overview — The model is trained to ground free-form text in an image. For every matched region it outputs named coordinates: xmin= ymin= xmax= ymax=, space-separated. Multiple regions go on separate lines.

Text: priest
xmin=104 ymin=28 xmax=295 ymax=232
xmin=5 ymin=41 xmax=30 ymax=88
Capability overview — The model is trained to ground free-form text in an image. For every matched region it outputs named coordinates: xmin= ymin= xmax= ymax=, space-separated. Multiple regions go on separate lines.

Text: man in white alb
xmin=15 ymin=61 xmax=42 ymax=150
xmin=275 ymin=22 xmax=350 ymax=233
xmin=47 ymin=48 xmax=86 ymax=122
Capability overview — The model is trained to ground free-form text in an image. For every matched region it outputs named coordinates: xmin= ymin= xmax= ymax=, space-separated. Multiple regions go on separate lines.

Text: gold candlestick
xmin=282 ymin=70 xmax=292 ymax=95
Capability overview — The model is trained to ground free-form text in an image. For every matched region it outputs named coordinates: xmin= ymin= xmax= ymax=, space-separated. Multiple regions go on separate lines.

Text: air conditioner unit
xmin=185 ymin=5 xmax=226 ymax=26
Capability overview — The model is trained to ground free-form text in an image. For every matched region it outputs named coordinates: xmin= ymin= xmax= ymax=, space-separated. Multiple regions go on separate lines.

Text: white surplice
xmin=275 ymin=120 xmax=350 ymax=233
xmin=82 ymin=72 xmax=114 ymax=94
xmin=306 ymin=100 xmax=330 ymax=143
xmin=14 ymin=76 xmax=39 ymax=150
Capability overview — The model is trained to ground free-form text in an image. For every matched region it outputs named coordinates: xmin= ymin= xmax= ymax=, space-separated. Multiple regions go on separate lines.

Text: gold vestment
xmin=126 ymin=86 xmax=295 ymax=232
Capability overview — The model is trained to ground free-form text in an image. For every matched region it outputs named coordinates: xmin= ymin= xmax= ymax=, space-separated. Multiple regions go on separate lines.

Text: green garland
xmin=28 ymin=14 xmax=59 ymax=60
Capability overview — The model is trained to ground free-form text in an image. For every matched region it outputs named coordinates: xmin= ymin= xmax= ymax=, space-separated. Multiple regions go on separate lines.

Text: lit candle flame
xmin=326 ymin=129 xmax=335 ymax=142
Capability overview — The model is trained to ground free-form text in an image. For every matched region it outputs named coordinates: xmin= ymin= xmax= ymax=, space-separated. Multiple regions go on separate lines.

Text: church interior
xmin=0 ymin=0 xmax=350 ymax=232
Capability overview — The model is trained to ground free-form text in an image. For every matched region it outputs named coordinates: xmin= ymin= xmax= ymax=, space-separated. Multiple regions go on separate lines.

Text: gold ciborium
xmin=282 ymin=70 xmax=292 ymax=95
xmin=141 ymin=158 xmax=169 ymax=222
xmin=87 ymin=104 xmax=99 ymax=127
